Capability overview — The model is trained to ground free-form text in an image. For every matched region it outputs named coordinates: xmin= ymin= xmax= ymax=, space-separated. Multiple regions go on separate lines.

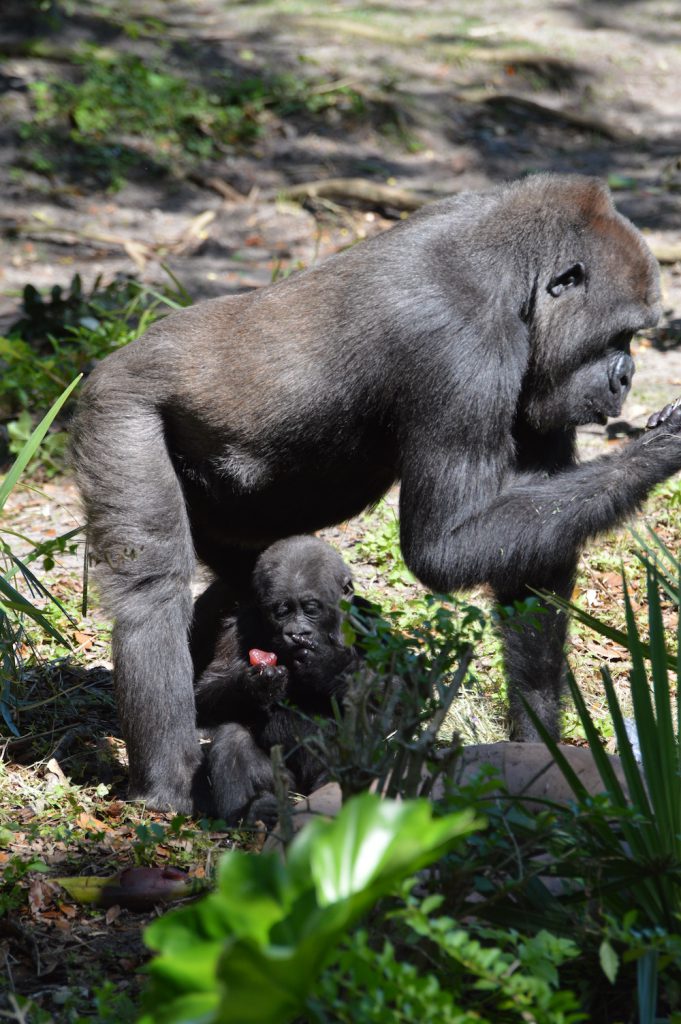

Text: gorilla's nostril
xmin=610 ymin=352 xmax=635 ymax=395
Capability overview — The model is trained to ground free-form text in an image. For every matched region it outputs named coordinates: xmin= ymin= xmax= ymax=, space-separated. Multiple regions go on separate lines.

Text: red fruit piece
xmin=249 ymin=649 xmax=278 ymax=667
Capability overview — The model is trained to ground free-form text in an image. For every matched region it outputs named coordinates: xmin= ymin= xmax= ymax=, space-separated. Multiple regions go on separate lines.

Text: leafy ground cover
xmin=2 ymin=1 xmax=681 ymax=1021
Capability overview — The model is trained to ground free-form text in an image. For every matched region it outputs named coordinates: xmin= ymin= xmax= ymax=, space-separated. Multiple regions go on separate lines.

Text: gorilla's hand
xmin=245 ymin=663 xmax=289 ymax=706
xmin=647 ymin=398 xmax=681 ymax=431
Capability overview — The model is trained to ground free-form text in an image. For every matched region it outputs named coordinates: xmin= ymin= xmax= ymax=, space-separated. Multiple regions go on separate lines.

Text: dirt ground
xmin=1 ymin=0 xmax=681 ymax=551
xmin=2 ymin=1 xmax=681 ymax=408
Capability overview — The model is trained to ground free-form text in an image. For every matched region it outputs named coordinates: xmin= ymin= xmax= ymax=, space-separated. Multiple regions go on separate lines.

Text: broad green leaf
xmin=303 ymin=793 xmax=479 ymax=907
xmin=215 ymin=940 xmax=312 ymax=1023
xmin=138 ymin=991 xmax=218 ymax=1024
xmin=147 ymin=942 xmax=226 ymax=993
xmin=214 ymin=849 xmax=301 ymax=943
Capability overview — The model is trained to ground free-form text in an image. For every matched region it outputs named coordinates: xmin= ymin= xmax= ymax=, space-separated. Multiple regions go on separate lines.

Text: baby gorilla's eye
xmin=272 ymin=602 xmax=292 ymax=620
xmin=302 ymin=600 xmax=322 ymax=617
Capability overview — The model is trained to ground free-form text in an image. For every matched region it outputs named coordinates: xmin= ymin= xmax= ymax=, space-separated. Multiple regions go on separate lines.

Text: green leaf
xmin=0 ymin=574 xmax=68 ymax=646
xmin=637 ymin=950 xmax=659 ymax=1024
xmin=148 ymin=942 xmax=225 ymax=993
xmin=539 ymin=553 xmax=681 ymax=931
xmin=139 ymin=992 xmax=218 ymax=1024
xmin=215 ymin=941 xmax=313 ymax=1024
xmin=607 ymin=173 xmax=638 ymax=191
xmin=0 ymin=698 xmax=19 ymax=736
xmin=544 ymin=589 xmax=674 ymax=670
xmin=303 ymin=793 xmax=479 ymax=907
xmin=599 ymin=939 xmax=619 ymax=983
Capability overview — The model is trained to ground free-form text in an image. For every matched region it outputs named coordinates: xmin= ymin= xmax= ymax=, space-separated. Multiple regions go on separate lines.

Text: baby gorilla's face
xmin=263 ymin=582 xmax=353 ymax=693
xmin=252 ymin=538 xmax=355 ymax=691
xmin=266 ymin=588 xmax=344 ymax=669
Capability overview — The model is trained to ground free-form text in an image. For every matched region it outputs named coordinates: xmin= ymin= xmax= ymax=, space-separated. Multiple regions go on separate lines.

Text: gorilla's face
xmin=266 ymin=584 xmax=341 ymax=660
xmin=264 ymin=581 xmax=352 ymax=691
xmin=254 ymin=537 xmax=354 ymax=689
xmin=519 ymin=250 xmax=660 ymax=433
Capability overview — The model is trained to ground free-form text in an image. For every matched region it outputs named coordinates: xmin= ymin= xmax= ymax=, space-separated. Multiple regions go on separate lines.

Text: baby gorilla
xmin=193 ymin=536 xmax=358 ymax=825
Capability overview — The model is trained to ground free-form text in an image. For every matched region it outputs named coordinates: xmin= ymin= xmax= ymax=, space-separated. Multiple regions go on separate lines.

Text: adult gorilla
xmin=72 ymin=174 xmax=673 ymax=813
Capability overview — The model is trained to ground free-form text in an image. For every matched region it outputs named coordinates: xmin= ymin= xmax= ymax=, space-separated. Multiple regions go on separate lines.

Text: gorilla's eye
xmin=547 ymin=262 xmax=586 ymax=298
xmin=302 ymin=600 xmax=322 ymax=616
xmin=272 ymin=602 xmax=292 ymax=620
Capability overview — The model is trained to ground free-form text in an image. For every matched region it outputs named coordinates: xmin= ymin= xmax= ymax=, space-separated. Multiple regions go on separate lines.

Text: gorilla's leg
xmin=495 ymin=562 xmax=577 ymax=741
xmin=74 ymin=400 xmax=202 ymax=811
xmin=207 ymin=723 xmax=278 ymax=824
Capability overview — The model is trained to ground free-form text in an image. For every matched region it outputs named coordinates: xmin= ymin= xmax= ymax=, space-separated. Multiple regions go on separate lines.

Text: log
xmin=262 ymin=741 xmax=628 ymax=851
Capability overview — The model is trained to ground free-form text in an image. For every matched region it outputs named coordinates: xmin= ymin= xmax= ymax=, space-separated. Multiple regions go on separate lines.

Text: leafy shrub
xmin=131 ymin=535 xmax=681 ymax=1023
xmin=0 ymin=378 xmax=81 ymax=733
xmin=348 ymin=500 xmax=416 ymax=588
xmin=304 ymin=596 xmax=483 ymax=802
xmin=0 ymin=273 xmax=188 ymax=420
xmin=528 ymin=553 xmax=681 ymax=1023
xmin=20 ymin=51 xmax=369 ymax=189
xmin=0 ymin=272 xmax=189 ymax=475
xmin=6 ymin=410 xmax=68 ymax=477
xmin=310 ymin=899 xmax=583 ymax=1024
xmin=140 ymin=791 xmax=587 ymax=1024
xmin=140 ymin=794 xmax=481 ymax=1024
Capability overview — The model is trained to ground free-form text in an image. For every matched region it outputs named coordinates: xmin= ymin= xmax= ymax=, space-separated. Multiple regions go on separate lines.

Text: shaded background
xmin=2 ymin=0 xmax=681 ymax=309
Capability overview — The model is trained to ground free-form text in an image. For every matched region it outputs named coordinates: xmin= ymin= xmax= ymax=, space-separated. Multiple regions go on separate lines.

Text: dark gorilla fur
xmin=72 ymin=173 xmax=675 ymax=813
xmin=193 ymin=535 xmax=358 ymax=825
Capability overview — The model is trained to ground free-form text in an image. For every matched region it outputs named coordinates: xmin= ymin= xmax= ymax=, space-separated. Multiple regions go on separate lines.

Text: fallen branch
xmin=6 ymin=210 xmax=216 ymax=270
xmin=271 ymin=177 xmax=431 ymax=211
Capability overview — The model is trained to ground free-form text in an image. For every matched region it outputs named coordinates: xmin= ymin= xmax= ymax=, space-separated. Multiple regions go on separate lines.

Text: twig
xmin=187 ymin=174 xmax=247 ymax=202
xmin=271 ymin=744 xmax=294 ymax=844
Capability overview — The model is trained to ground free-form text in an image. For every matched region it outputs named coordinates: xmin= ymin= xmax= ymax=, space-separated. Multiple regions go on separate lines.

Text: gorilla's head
xmin=252 ymin=536 xmax=354 ymax=686
xmin=515 ymin=176 xmax=661 ymax=432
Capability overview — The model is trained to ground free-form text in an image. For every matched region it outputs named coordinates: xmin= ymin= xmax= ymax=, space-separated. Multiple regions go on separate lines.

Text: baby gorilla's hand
xmin=246 ymin=664 xmax=289 ymax=706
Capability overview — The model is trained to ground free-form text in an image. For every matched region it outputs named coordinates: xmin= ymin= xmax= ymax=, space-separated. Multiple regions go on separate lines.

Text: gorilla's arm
xmin=401 ymin=409 xmax=681 ymax=741
xmin=400 ymin=419 xmax=681 ymax=594
xmin=194 ymin=614 xmax=288 ymax=728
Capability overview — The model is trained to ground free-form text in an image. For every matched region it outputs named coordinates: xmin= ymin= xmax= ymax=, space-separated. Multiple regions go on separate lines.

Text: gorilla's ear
xmin=547 ymin=262 xmax=585 ymax=297
xmin=342 ymin=575 xmax=354 ymax=597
